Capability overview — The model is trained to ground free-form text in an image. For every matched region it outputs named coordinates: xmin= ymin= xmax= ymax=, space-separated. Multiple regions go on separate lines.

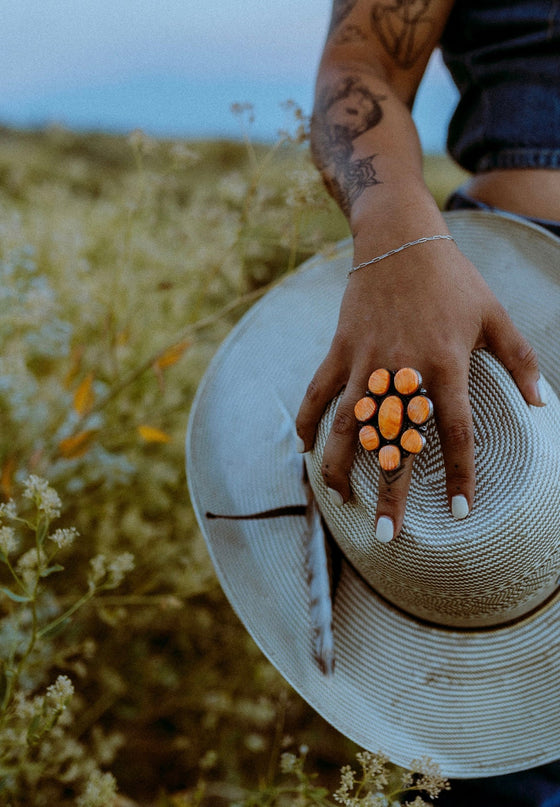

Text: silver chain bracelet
xmin=348 ymin=234 xmax=455 ymax=277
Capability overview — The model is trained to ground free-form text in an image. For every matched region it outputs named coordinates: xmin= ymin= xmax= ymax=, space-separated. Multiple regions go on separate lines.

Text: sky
xmin=0 ymin=0 xmax=458 ymax=150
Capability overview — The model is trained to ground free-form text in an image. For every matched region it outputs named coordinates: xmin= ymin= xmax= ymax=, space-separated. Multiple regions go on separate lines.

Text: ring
xmin=354 ymin=367 xmax=433 ymax=472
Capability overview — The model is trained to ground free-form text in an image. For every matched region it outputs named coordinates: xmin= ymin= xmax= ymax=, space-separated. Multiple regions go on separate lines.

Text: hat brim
xmin=186 ymin=211 xmax=560 ymax=778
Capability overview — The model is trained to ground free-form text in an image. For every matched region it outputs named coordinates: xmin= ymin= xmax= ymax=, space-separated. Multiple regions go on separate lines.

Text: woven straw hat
xmin=186 ymin=210 xmax=560 ymax=778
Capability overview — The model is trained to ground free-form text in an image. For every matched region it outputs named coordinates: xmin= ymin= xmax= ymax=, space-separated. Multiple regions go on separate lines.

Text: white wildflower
xmin=335 ymin=764 xmax=356 ymax=805
xmin=23 ymin=475 xmax=62 ymax=520
xmin=170 ymin=142 xmax=200 ymax=165
xmin=89 ymin=554 xmax=107 ymax=585
xmin=280 ymin=752 xmax=298 ymax=774
xmin=409 ymin=757 xmax=450 ymax=799
xmin=77 ymin=769 xmax=118 ymax=807
xmin=46 ymin=675 xmax=74 ymax=710
xmin=0 ymin=499 xmax=17 ymax=520
xmin=285 ymin=169 xmax=324 ymax=208
xmin=357 ymin=750 xmax=389 ymax=790
xmin=106 ymin=552 xmax=135 ymax=587
xmin=0 ymin=525 xmax=18 ymax=556
xmin=16 ymin=546 xmax=46 ymax=588
xmin=244 ymin=732 xmax=266 ymax=752
xmin=14 ymin=692 xmax=35 ymax=721
xmin=49 ymin=527 xmax=79 ymax=549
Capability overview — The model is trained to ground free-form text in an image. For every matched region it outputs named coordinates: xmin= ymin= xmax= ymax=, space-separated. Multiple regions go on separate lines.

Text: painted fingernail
xmin=327 ymin=488 xmax=344 ymax=508
xmin=375 ymin=516 xmax=394 ymax=543
xmin=452 ymin=495 xmax=469 ymax=520
xmin=295 ymin=435 xmax=306 ymax=453
xmin=533 ymin=378 xmax=547 ymax=407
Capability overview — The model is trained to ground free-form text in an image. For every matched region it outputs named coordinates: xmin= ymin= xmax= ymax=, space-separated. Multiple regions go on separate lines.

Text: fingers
xmin=296 ymin=350 xmax=370 ymax=503
xmin=374 ymin=368 xmax=475 ymax=543
xmin=431 ymin=370 xmax=475 ymax=521
xmin=297 ymin=357 xmax=477 ymax=531
xmin=375 ymin=456 xmax=414 ymax=543
xmin=295 ymin=355 xmax=346 ymax=454
xmin=484 ymin=306 xmax=544 ymax=407
xmin=317 ymin=379 xmax=367 ymax=503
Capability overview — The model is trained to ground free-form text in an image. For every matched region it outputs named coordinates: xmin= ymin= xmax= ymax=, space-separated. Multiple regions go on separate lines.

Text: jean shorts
xmin=440 ymin=0 xmax=560 ymax=172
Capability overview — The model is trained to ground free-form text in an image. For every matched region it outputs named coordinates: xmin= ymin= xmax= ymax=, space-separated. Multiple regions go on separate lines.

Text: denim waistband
xmin=440 ymin=0 xmax=560 ymax=173
xmin=445 ymin=189 xmax=560 ymax=238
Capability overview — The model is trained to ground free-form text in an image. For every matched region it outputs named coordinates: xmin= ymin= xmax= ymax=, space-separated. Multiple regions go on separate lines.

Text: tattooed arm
xmin=311 ymin=0 xmax=452 ymax=234
xmin=296 ymin=0 xmax=542 ymax=540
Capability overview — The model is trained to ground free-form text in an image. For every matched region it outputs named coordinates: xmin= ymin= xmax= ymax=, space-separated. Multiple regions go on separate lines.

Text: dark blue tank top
xmin=440 ymin=0 xmax=560 ymax=172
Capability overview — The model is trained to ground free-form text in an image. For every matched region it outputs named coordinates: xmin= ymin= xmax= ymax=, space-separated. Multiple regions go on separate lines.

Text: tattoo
xmin=370 ymin=0 xmax=434 ymax=68
xmin=312 ymin=76 xmax=385 ymax=215
xmin=332 ymin=23 xmax=368 ymax=46
xmin=379 ymin=465 xmax=408 ymax=485
xmin=328 ymin=0 xmax=359 ymax=35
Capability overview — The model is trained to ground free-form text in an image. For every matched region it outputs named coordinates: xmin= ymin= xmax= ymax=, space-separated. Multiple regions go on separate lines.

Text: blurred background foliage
xmin=0 ymin=117 xmax=466 ymax=805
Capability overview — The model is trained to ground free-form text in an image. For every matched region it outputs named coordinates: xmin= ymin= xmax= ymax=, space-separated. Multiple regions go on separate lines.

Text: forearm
xmin=311 ymin=0 xmax=456 ymax=256
xmin=311 ymin=60 xmax=446 ymax=259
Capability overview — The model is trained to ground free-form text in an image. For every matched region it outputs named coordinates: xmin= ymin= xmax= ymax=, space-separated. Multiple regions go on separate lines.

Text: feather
xmin=303 ymin=466 xmax=335 ymax=676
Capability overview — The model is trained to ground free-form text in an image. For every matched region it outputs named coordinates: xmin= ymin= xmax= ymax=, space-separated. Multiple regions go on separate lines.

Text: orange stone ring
xmin=354 ymin=367 xmax=433 ymax=473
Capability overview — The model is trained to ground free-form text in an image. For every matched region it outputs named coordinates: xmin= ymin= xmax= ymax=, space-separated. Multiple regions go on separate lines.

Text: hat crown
xmin=306 ymin=351 xmax=560 ymax=628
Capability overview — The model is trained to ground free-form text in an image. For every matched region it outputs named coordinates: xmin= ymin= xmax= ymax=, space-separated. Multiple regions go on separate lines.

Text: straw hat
xmin=186 ymin=210 xmax=560 ymax=778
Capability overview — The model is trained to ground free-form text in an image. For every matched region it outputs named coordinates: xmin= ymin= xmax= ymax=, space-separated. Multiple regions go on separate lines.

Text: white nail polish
xmin=375 ymin=516 xmax=394 ymax=543
xmin=327 ymin=488 xmax=344 ymax=508
xmin=535 ymin=378 xmax=547 ymax=406
xmin=452 ymin=495 xmax=469 ymax=520
xmin=295 ymin=435 xmax=306 ymax=453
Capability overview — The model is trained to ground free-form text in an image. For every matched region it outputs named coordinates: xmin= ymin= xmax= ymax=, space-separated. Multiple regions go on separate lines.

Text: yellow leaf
xmin=153 ymin=340 xmax=190 ymax=371
xmin=1 ymin=456 xmax=16 ymax=500
xmin=64 ymin=346 xmax=84 ymax=390
xmin=73 ymin=373 xmax=95 ymax=417
xmin=58 ymin=430 xmax=98 ymax=459
xmin=137 ymin=425 xmax=171 ymax=444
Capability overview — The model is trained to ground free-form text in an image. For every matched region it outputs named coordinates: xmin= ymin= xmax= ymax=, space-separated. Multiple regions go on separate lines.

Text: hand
xmin=295 ymin=237 xmax=542 ymax=542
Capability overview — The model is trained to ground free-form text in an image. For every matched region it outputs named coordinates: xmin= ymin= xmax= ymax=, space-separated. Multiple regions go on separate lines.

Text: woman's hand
xmin=295 ymin=237 xmax=542 ymax=542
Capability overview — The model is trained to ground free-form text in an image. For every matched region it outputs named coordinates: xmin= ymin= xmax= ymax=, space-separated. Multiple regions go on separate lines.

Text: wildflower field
xmin=0 ymin=117 xmax=466 ymax=806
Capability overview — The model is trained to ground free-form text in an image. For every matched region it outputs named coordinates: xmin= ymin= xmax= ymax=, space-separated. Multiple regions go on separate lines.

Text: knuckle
xmin=377 ymin=484 xmax=403 ymax=510
xmin=444 ymin=419 xmax=472 ymax=452
xmin=331 ymin=406 xmax=356 ymax=437
xmin=513 ymin=341 xmax=539 ymax=373
xmin=304 ymin=375 xmax=325 ymax=406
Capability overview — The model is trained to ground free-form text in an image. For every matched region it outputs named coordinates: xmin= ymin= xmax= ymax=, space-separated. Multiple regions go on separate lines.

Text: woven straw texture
xmin=187 ymin=211 xmax=560 ymax=777
xmin=308 ymin=351 xmax=560 ymax=627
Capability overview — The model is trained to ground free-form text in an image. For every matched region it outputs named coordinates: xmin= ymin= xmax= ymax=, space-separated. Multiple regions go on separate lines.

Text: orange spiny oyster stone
xmin=359 ymin=424 xmax=380 ymax=451
xmin=354 ymin=396 xmax=377 ymax=422
xmin=378 ymin=395 xmax=404 ymax=440
xmin=379 ymin=444 xmax=401 ymax=471
xmin=400 ymin=428 xmax=426 ymax=454
xmin=367 ymin=368 xmax=391 ymax=396
xmin=394 ymin=367 xmax=421 ymax=395
xmin=407 ymin=395 xmax=433 ymax=425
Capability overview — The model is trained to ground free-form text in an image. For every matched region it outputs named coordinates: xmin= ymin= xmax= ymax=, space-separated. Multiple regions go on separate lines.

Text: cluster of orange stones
xmin=354 ymin=367 xmax=433 ymax=472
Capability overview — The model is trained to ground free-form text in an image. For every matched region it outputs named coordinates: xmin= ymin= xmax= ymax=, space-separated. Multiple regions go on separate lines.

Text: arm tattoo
xmin=328 ymin=0 xmax=359 ymax=35
xmin=370 ymin=0 xmax=434 ymax=68
xmin=332 ymin=23 xmax=368 ymax=46
xmin=312 ymin=76 xmax=384 ymax=216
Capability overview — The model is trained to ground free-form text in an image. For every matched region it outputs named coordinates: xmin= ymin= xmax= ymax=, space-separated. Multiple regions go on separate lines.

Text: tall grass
xmin=0 ymin=117 xmax=461 ymax=805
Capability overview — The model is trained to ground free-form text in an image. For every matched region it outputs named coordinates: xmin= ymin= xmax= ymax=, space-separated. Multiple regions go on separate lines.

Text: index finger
xmin=296 ymin=354 xmax=346 ymax=453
